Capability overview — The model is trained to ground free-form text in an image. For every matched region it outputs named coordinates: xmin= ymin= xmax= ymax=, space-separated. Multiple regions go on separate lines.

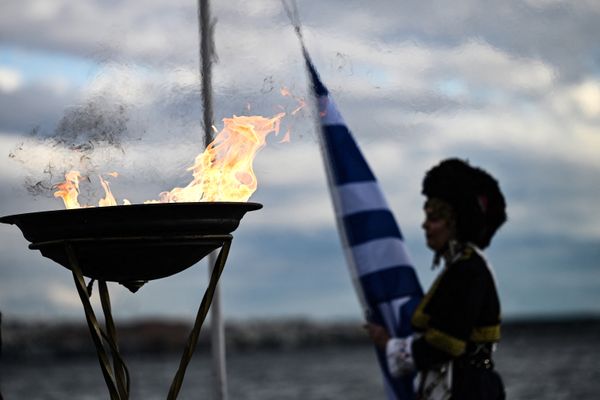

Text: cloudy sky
xmin=1 ymin=0 xmax=599 ymax=323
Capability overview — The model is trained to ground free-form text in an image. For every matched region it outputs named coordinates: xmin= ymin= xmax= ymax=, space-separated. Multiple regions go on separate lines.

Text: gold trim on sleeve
xmin=425 ymin=328 xmax=467 ymax=357
xmin=469 ymin=324 xmax=501 ymax=342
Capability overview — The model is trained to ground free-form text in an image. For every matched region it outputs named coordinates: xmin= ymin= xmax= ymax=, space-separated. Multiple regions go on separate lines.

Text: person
xmin=366 ymin=158 xmax=507 ymax=400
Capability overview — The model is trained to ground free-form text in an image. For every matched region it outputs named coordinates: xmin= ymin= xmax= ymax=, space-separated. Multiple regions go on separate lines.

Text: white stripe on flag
xmin=350 ymin=237 xmax=413 ymax=277
xmin=318 ymin=96 xmax=345 ymax=126
xmin=335 ymin=182 xmax=389 ymax=217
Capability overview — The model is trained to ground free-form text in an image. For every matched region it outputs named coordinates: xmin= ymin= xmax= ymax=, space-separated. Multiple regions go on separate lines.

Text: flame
xmin=54 ymin=113 xmax=286 ymax=208
xmin=160 ymin=113 xmax=285 ymax=202
xmin=280 ymin=87 xmax=306 ymax=115
xmin=54 ymin=171 xmax=82 ymax=209
xmin=98 ymin=175 xmax=117 ymax=207
xmin=279 ymin=129 xmax=291 ymax=144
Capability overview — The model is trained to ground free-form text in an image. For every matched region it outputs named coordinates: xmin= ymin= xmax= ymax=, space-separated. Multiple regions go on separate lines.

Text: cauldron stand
xmin=29 ymin=234 xmax=233 ymax=400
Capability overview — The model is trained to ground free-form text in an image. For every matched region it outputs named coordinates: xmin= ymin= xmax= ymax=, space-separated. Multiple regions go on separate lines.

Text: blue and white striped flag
xmin=304 ymin=49 xmax=424 ymax=400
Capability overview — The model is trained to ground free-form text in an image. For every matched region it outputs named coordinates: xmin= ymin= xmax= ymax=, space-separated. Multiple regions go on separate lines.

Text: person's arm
xmin=365 ymin=258 xmax=488 ymax=375
xmin=365 ymin=323 xmax=416 ymax=377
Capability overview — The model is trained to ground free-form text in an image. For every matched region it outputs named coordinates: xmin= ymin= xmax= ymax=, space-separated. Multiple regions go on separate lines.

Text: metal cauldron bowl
xmin=0 ymin=202 xmax=261 ymax=285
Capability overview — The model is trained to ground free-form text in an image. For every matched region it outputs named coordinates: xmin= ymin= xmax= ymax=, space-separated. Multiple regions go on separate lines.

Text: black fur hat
xmin=422 ymin=158 xmax=507 ymax=249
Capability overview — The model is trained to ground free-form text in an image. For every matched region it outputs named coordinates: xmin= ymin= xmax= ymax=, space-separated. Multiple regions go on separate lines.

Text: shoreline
xmin=3 ymin=315 xmax=600 ymax=360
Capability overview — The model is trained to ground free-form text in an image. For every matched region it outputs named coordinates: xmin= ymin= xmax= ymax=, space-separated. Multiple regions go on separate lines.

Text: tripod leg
xmin=167 ymin=238 xmax=232 ymax=400
xmin=66 ymin=242 xmax=122 ymax=400
xmin=99 ymin=280 xmax=130 ymax=399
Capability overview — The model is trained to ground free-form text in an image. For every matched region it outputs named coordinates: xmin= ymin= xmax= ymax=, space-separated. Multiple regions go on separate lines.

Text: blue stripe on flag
xmin=361 ymin=266 xmax=422 ymax=305
xmin=342 ymin=210 xmax=403 ymax=246
xmin=322 ymin=125 xmax=376 ymax=185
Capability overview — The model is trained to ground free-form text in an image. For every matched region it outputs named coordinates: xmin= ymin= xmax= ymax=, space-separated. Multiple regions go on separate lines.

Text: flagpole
xmin=198 ymin=1 xmax=228 ymax=399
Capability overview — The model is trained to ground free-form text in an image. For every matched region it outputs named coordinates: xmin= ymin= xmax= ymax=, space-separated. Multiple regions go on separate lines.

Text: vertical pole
xmin=198 ymin=1 xmax=228 ymax=399
xmin=199 ymin=0 xmax=214 ymax=139
xmin=207 ymin=252 xmax=228 ymax=400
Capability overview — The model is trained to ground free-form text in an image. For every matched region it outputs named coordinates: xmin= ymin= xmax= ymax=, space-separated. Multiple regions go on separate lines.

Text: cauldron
xmin=0 ymin=202 xmax=261 ymax=287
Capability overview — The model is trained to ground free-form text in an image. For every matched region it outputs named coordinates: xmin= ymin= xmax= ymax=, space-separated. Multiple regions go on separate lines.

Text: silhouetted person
xmin=367 ymin=158 xmax=506 ymax=400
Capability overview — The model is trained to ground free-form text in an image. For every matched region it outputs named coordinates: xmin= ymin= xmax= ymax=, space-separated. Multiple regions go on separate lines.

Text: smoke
xmin=8 ymin=95 xmax=131 ymax=199
xmin=53 ymin=99 xmax=129 ymax=150
xmin=7 ymin=54 xmax=313 ymax=207
xmin=7 ymin=61 xmax=206 ymax=200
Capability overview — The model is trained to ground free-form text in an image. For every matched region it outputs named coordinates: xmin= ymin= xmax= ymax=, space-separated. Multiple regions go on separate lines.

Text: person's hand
xmin=364 ymin=322 xmax=390 ymax=349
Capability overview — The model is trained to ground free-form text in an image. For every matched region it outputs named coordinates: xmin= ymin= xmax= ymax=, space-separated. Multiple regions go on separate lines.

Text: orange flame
xmin=98 ymin=175 xmax=117 ymax=207
xmin=279 ymin=129 xmax=292 ymax=143
xmin=54 ymin=113 xmax=286 ymax=208
xmin=160 ymin=113 xmax=285 ymax=203
xmin=280 ymin=87 xmax=306 ymax=115
xmin=54 ymin=171 xmax=82 ymax=209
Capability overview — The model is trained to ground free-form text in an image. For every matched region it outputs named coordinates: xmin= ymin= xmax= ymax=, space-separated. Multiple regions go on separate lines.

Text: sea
xmin=2 ymin=319 xmax=600 ymax=399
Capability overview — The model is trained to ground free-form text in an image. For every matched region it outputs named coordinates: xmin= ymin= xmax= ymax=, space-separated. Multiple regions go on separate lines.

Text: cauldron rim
xmin=0 ymin=201 xmax=262 ymax=225
xmin=0 ymin=202 xmax=262 ymax=284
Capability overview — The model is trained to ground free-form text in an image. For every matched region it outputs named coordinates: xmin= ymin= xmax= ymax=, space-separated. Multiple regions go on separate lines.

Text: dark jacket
xmin=411 ymin=244 xmax=505 ymax=400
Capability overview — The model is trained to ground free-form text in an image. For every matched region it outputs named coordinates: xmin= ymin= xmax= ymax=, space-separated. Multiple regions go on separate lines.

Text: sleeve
xmin=412 ymin=260 xmax=488 ymax=370
xmin=386 ymin=336 xmax=415 ymax=377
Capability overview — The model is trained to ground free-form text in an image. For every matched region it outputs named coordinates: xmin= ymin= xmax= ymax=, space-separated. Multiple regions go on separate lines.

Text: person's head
xmin=421 ymin=198 xmax=456 ymax=253
xmin=421 ymin=158 xmax=507 ymax=251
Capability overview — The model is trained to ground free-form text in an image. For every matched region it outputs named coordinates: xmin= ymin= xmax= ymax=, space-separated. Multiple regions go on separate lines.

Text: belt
xmin=457 ymin=343 xmax=495 ymax=370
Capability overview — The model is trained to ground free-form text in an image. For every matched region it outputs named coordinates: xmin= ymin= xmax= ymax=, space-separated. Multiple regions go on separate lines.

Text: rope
xmin=281 ymin=0 xmax=316 ymax=71
xmin=281 ymin=0 xmax=303 ymax=39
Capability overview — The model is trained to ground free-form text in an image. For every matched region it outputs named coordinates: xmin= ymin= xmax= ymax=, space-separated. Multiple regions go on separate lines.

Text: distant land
xmin=3 ymin=315 xmax=600 ymax=360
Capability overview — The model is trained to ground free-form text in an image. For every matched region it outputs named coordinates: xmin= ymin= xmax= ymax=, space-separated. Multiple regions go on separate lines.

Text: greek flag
xmin=304 ymin=49 xmax=423 ymax=400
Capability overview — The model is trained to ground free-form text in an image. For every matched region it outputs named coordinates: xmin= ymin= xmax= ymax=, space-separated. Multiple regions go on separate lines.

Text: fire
xmin=160 ymin=113 xmax=285 ymax=203
xmin=54 ymin=113 xmax=286 ymax=208
xmin=98 ymin=175 xmax=118 ymax=207
xmin=280 ymin=87 xmax=306 ymax=115
xmin=54 ymin=171 xmax=82 ymax=209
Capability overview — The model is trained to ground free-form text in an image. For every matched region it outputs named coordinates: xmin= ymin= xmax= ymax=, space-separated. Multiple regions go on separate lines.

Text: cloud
xmin=46 ymin=282 xmax=88 ymax=310
xmin=553 ymin=79 xmax=600 ymax=119
xmin=0 ymin=82 xmax=81 ymax=133
xmin=1 ymin=0 xmax=600 ymax=321
xmin=0 ymin=67 xmax=24 ymax=93
xmin=2 ymin=2 xmax=195 ymax=71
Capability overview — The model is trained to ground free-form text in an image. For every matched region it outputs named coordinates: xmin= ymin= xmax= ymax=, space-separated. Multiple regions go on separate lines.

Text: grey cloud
xmin=0 ymin=0 xmax=198 ymax=65
xmin=296 ymin=0 xmax=599 ymax=83
xmin=2 ymin=0 xmax=599 ymax=84
xmin=0 ymin=84 xmax=79 ymax=134
xmin=1 ymin=0 xmax=599 ymax=322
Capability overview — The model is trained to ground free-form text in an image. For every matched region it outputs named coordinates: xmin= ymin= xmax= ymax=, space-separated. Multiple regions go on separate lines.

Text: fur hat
xmin=422 ymin=158 xmax=507 ymax=248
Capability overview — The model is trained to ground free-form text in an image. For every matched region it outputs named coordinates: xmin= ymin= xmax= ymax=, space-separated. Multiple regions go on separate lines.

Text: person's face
xmin=422 ymin=203 xmax=454 ymax=252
